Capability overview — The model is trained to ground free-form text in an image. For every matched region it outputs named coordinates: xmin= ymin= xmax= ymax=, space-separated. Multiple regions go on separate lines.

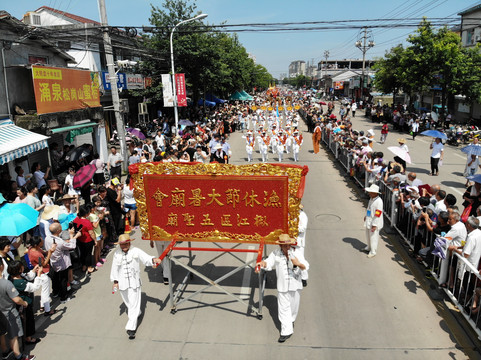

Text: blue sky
xmin=3 ymin=0 xmax=480 ymax=77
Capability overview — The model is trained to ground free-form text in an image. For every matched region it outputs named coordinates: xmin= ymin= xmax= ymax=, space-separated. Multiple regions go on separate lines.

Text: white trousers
xmin=40 ymin=273 xmax=51 ymax=312
xmin=365 ymin=228 xmax=380 ymax=255
xmin=120 ymin=287 xmax=142 ymax=331
xmin=154 ymin=241 xmax=171 ymax=279
xmin=297 ymin=246 xmax=308 ymax=280
xmin=278 ymin=290 xmax=300 ymax=336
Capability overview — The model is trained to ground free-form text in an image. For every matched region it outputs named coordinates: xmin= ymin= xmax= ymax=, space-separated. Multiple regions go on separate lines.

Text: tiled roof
xmin=36 ymin=6 xmax=100 ymax=25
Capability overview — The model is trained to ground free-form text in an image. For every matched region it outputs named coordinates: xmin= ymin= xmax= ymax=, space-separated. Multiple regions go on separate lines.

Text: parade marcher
xmin=269 ymin=124 xmax=279 ymax=154
xmin=297 ymin=205 xmax=308 ymax=286
xmin=292 ymin=130 xmax=303 ymax=162
xmin=363 ymin=184 xmax=384 ymax=258
xmin=244 ymin=130 xmax=255 ymax=162
xmin=312 ymin=122 xmax=321 ymax=154
xmin=284 ymin=125 xmax=293 ymax=154
xmin=255 ymin=234 xmax=309 ymax=343
xmin=430 ymin=137 xmax=444 ymax=176
xmin=277 ymin=130 xmax=286 ymax=162
xmin=259 ymin=131 xmax=270 ymax=163
xmin=110 ymin=234 xmax=161 ymax=339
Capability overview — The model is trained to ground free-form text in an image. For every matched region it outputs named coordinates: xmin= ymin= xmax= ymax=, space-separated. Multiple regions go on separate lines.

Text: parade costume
xmin=312 ymin=123 xmax=322 ymax=154
xmin=270 ymin=127 xmax=278 ymax=154
xmin=292 ymin=131 xmax=303 ymax=162
xmin=363 ymin=185 xmax=384 ymax=257
xmin=110 ymin=235 xmax=158 ymax=336
xmin=259 ymin=133 xmax=270 ymax=162
xmin=284 ymin=126 xmax=293 ymax=154
xmin=244 ymin=131 xmax=255 ymax=162
xmin=277 ymin=132 xmax=287 ymax=162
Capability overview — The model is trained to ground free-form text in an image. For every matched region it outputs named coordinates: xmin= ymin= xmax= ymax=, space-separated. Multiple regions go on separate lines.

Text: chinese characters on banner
xmin=175 ymin=73 xmax=187 ymax=107
xmin=143 ymin=175 xmax=289 ymax=240
xmin=32 ymin=65 xmax=101 ymax=115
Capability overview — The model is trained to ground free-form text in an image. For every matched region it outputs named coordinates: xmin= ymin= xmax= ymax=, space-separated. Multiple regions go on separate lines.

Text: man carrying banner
xmin=110 ymin=234 xmax=161 ymax=339
xmin=256 ymin=234 xmax=309 ymax=343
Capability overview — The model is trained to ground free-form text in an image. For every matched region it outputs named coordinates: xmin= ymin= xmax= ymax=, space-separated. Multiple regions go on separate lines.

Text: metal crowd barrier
xmin=319 ymin=132 xmax=481 ymax=339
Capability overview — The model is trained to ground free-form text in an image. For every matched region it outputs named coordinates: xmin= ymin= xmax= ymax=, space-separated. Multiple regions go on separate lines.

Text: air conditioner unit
xmin=23 ymin=12 xmax=41 ymax=26
xmin=475 ymin=35 xmax=481 ymax=43
xmin=138 ymin=102 xmax=148 ymax=115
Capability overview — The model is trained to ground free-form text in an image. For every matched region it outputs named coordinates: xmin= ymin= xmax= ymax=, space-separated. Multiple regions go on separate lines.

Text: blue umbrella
xmin=467 ymin=174 xmax=481 ymax=182
xmin=420 ymin=130 xmax=447 ymax=140
xmin=461 ymin=144 xmax=481 ymax=156
xmin=0 ymin=203 xmax=39 ymax=236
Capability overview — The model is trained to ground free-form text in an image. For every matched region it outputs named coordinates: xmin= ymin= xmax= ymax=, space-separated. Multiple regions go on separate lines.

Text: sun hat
xmin=276 ymin=233 xmax=297 ymax=245
xmin=115 ymin=233 xmax=134 ymax=245
xmin=397 ymin=138 xmax=406 ymax=144
xmin=41 ymin=205 xmax=60 ymax=220
xmin=364 ymin=184 xmax=380 ymax=194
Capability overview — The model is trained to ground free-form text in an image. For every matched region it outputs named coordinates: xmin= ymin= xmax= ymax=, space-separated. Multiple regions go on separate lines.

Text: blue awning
xmin=0 ymin=123 xmax=49 ymax=165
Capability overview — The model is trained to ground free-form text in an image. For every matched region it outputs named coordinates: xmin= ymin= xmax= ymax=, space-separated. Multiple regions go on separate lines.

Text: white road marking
xmin=448 ymin=186 xmax=465 ymax=196
xmin=240 ymin=245 xmax=256 ymax=300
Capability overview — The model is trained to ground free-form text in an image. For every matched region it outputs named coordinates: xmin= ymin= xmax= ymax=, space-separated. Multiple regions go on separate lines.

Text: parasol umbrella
xmin=420 ymin=129 xmax=447 ymax=140
xmin=0 ymin=203 xmax=39 ymax=236
xmin=126 ymin=128 xmax=146 ymax=140
xmin=467 ymin=174 xmax=481 ymax=182
xmin=431 ymin=111 xmax=438 ymax=122
xmin=64 ymin=147 xmax=91 ymax=162
xmin=461 ymin=144 xmax=481 ymax=156
xmin=179 ymin=119 xmax=194 ymax=126
xmin=387 ymin=146 xmax=412 ymax=164
xmin=329 ymin=114 xmax=337 ymax=119
xmin=319 ymin=101 xmax=327 ymax=105
xmin=73 ymin=164 xmax=96 ymax=189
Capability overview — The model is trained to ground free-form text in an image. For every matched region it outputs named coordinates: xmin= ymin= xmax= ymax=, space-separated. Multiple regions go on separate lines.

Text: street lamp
xmin=170 ymin=13 xmax=208 ymax=136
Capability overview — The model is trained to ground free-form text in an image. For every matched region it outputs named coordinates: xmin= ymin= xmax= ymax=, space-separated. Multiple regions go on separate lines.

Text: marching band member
xmin=284 ymin=125 xmax=293 ymax=154
xmin=256 ymin=126 xmax=264 ymax=153
xmin=244 ymin=130 xmax=255 ymax=162
xmin=259 ymin=130 xmax=270 ymax=162
xmin=270 ymin=124 xmax=278 ymax=154
xmin=292 ymin=129 xmax=303 ymax=162
xmin=277 ymin=130 xmax=287 ymax=162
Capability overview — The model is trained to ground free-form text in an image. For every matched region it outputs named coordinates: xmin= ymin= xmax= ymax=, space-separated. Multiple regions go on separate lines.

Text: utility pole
xmin=323 ymin=50 xmax=329 ymax=95
xmin=355 ymin=27 xmax=375 ymax=102
xmin=98 ymin=0 xmax=128 ymax=172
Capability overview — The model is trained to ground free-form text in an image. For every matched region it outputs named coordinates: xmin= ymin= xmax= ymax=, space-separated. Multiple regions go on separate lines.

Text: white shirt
xmin=108 ymin=153 xmax=123 ymax=168
xmin=123 ymin=186 xmax=136 ymax=205
xmin=431 ymin=142 xmax=444 ymax=158
xmin=297 ymin=210 xmax=308 ymax=248
xmin=463 ymin=228 xmax=481 ymax=269
xmin=34 ymin=170 xmax=46 ymax=188
xmin=263 ymin=247 xmax=309 ymax=292
xmin=445 ymin=221 xmax=467 ymax=248
xmin=64 ymin=174 xmax=80 ymax=196
xmin=110 ymin=247 xmax=154 ymax=291
xmin=434 ymin=200 xmax=447 ymax=214
xmin=412 ymin=179 xmax=423 ymax=187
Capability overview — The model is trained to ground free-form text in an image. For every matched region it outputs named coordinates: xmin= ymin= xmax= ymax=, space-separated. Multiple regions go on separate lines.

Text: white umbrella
xmin=388 ymin=146 xmax=412 ymax=164
xmin=431 ymin=111 xmax=438 ymax=122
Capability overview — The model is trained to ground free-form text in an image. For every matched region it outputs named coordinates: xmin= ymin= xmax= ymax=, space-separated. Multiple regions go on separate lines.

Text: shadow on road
xmin=342 ymin=237 xmax=366 ymax=252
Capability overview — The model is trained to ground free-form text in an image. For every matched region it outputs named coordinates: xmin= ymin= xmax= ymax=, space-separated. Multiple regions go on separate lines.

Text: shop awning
xmin=0 ymin=122 xmax=49 ymax=165
xmin=50 ymin=121 xmax=98 ymax=134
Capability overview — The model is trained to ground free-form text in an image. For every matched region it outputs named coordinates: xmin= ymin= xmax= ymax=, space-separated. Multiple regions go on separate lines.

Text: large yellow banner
xmin=32 ymin=65 xmax=101 ymax=115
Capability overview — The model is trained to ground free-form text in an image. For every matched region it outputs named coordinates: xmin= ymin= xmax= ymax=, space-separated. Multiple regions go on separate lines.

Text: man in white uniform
xmin=297 ymin=205 xmax=308 ymax=286
xmin=110 ymin=234 xmax=161 ymax=339
xmin=292 ymin=130 xmax=303 ymax=162
xmin=259 ymin=131 xmax=270 ymax=163
xmin=363 ymin=184 xmax=384 ymax=258
xmin=244 ymin=130 xmax=255 ymax=162
xmin=256 ymin=234 xmax=309 ymax=343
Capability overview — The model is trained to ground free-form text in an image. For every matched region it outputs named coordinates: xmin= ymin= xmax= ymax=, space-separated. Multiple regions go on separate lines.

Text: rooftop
xmin=35 ymin=6 xmax=101 ymax=26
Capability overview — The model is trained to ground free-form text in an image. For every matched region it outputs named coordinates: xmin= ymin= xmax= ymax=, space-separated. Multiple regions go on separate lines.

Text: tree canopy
xmin=373 ymin=18 xmax=481 ymax=116
xmin=137 ymin=0 xmax=274 ymax=103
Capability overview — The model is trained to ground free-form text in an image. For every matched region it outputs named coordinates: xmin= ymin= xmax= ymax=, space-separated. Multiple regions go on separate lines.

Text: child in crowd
xmin=87 ymin=204 xmax=104 ymax=268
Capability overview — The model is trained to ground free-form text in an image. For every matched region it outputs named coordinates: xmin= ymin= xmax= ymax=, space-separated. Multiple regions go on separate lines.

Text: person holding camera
xmin=256 ymin=234 xmax=309 ymax=343
xmin=45 ymin=223 xmax=80 ymax=304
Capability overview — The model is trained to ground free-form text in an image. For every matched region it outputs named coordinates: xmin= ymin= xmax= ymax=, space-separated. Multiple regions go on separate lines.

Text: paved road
xmin=27 ymin=118 xmax=473 ymax=359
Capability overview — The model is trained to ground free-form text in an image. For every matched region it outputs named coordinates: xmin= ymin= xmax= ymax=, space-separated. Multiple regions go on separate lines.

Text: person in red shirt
xmin=73 ymin=205 xmax=97 ymax=274
xmin=27 ymin=237 xmax=56 ymax=316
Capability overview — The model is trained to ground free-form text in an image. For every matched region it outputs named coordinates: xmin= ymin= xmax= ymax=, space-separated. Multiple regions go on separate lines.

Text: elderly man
xmin=407 ymin=172 xmax=423 ymax=187
xmin=107 ymin=146 xmax=122 ymax=180
xmin=363 ymin=184 xmax=384 ymax=258
xmin=45 ymin=223 xmax=78 ymax=304
xmin=111 ymin=234 xmax=161 ymax=339
xmin=256 ymin=234 xmax=309 ymax=343
xmin=440 ymin=212 xmax=467 ymax=288
xmin=449 ymin=216 xmax=481 ymax=297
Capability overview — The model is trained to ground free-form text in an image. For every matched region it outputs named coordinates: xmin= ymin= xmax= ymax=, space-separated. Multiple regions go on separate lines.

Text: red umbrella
xmin=73 ymin=164 xmax=97 ymax=189
xmin=329 ymin=114 xmax=337 ymax=119
xmin=319 ymin=101 xmax=327 ymax=105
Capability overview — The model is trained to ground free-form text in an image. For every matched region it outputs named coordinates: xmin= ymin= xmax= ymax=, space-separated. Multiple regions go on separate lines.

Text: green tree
xmin=372 ymin=45 xmax=405 ymax=105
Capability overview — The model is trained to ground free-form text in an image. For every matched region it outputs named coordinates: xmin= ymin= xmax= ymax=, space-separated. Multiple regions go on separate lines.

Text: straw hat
xmin=115 ymin=233 xmax=134 ymax=245
xmin=214 ymin=144 xmax=223 ymax=150
xmin=59 ymin=194 xmax=75 ymax=201
xmin=41 ymin=205 xmax=60 ymax=220
xmin=397 ymin=138 xmax=406 ymax=144
xmin=276 ymin=233 xmax=297 ymax=245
